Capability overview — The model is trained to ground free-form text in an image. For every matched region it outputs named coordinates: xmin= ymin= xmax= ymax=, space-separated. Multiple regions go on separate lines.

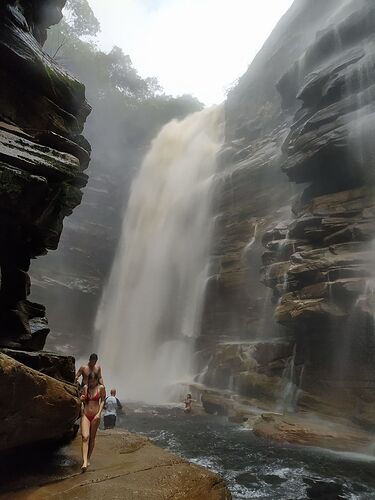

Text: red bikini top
xmin=85 ymin=390 xmax=100 ymax=402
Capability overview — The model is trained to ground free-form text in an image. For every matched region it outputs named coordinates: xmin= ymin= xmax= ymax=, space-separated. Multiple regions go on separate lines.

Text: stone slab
xmin=0 ymin=431 xmax=231 ymax=500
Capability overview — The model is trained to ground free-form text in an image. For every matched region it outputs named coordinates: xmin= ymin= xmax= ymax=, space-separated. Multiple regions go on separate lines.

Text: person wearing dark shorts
xmin=103 ymin=388 xmax=122 ymax=429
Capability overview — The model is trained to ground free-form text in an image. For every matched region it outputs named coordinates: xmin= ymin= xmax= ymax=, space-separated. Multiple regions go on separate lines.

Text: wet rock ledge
xmin=1 ymin=431 xmax=231 ymax=500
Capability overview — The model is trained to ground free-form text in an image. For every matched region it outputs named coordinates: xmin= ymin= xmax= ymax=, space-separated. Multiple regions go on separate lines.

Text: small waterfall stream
xmin=95 ymin=107 xmax=224 ymax=403
xmin=277 ymin=343 xmax=299 ymax=413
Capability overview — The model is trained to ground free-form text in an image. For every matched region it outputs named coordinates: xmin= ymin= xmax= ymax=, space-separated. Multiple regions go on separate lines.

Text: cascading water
xmin=277 ymin=343 xmax=299 ymax=413
xmin=95 ymin=106 xmax=224 ymax=403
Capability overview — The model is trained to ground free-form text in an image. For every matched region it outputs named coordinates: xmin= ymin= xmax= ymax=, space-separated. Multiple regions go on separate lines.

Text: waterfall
xmin=277 ymin=343 xmax=298 ymax=413
xmin=95 ymin=106 xmax=224 ymax=403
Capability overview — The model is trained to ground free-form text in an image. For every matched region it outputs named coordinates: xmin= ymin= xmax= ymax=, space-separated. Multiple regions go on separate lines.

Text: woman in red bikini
xmin=80 ymin=371 xmax=106 ymax=471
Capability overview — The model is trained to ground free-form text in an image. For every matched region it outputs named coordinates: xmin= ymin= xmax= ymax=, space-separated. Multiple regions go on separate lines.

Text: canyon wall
xmin=0 ymin=0 xmax=90 ymax=450
xmin=200 ymin=0 xmax=375 ymax=427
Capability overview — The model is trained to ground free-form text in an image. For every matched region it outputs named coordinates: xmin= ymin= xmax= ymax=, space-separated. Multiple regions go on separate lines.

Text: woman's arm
xmin=98 ymin=365 xmax=104 ymax=386
xmin=80 ymin=385 xmax=88 ymax=402
xmin=95 ymin=385 xmax=106 ymax=419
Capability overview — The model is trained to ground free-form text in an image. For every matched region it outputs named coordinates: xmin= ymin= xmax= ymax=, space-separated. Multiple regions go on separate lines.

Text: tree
xmin=45 ymin=4 xmax=160 ymax=102
xmin=61 ymin=0 xmax=100 ymax=38
xmin=44 ymin=0 xmax=203 ymax=159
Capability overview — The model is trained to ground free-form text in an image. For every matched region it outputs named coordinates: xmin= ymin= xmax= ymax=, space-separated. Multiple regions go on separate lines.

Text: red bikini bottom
xmin=84 ymin=413 xmax=96 ymax=422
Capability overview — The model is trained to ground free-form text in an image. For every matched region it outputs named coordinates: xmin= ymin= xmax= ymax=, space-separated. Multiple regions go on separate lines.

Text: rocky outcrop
xmin=0 ymin=348 xmax=75 ymax=383
xmin=199 ymin=341 xmax=294 ymax=403
xmin=198 ymin=386 xmax=271 ymax=424
xmin=261 ymin=0 xmax=375 ymax=422
xmin=198 ymin=0 xmax=375 ymax=437
xmin=0 ymin=353 xmax=80 ymax=452
xmin=0 ymin=0 xmax=90 ymax=350
xmin=1 ymin=431 xmax=232 ymax=499
xmin=0 ymin=1 xmax=89 ymax=452
xmin=253 ymin=413 xmax=374 ymax=452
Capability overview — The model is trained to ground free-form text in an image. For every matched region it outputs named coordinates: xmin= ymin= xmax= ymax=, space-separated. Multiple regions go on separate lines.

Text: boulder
xmin=0 ymin=353 xmax=80 ymax=452
xmin=0 ymin=349 xmax=75 ymax=383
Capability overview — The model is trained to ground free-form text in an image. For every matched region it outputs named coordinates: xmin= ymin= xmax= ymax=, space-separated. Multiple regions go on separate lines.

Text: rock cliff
xmin=0 ymin=0 xmax=89 ymax=450
xmin=199 ymin=0 xmax=375 ymax=432
xmin=0 ymin=0 xmax=90 ymax=350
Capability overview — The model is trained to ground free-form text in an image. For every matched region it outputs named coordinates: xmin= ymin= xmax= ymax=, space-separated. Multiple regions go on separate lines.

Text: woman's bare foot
xmin=81 ymin=463 xmax=88 ymax=473
xmin=87 ymin=460 xmax=91 ymax=467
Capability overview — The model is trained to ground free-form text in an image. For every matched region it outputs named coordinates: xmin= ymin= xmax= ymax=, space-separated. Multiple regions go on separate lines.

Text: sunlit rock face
xmin=200 ymin=0 xmax=375 ymax=425
xmin=0 ymin=0 xmax=90 ymax=351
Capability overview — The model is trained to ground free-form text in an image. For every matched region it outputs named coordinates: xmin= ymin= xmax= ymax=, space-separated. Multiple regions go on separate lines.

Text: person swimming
xmin=80 ymin=372 xmax=106 ymax=472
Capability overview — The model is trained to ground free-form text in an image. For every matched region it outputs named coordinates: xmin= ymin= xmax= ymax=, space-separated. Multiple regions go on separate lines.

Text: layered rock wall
xmin=262 ymin=0 xmax=375 ymax=423
xmin=199 ymin=0 xmax=375 ymax=426
xmin=0 ymin=0 xmax=89 ymax=450
xmin=202 ymin=0 xmax=345 ymax=344
xmin=0 ymin=0 xmax=90 ymax=350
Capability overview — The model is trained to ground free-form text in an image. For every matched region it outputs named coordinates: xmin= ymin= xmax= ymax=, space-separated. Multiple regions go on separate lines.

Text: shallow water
xmin=119 ymin=404 xmax=375 ymax=500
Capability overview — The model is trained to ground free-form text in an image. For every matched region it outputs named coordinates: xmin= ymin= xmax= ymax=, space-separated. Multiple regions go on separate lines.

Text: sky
xmin=88 ymin=0 xmax=294 ymax=105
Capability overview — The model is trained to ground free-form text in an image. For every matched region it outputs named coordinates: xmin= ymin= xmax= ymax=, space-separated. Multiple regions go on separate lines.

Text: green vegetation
xmin=45 ymin=0 xmax=203 ymax=170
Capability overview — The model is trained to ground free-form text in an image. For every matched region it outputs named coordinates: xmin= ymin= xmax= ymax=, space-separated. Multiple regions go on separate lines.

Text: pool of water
xmin=119 ymin=404 xmax=375 ymax=499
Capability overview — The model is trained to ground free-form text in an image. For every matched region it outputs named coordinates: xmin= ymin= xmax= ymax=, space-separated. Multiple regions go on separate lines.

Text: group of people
xmin=75 ymin=353 xmax=194 ymax=472
xmin=75 ymin=353 xmax=122 ymax=472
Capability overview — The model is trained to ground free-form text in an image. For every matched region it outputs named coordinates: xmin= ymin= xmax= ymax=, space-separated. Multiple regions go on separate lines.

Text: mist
xmin=4 ymin=0 xmax=375 ymax=497
xmin=29 ymin=3 xmax=203 ymax=355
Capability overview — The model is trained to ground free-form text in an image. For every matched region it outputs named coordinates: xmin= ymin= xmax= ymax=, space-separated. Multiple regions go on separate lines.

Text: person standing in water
xmin=80 ymin=372 xmax=106 ymax=472
xmin=184 ymin=393 xmax=193 ymax=413
xmin=75 ymin=353 xmax=104 ymax=388
xmin=103 ymin=388 xmax=123 ymax=429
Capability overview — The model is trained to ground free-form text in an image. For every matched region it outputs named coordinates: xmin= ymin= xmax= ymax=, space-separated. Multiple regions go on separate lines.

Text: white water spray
xmin=95 ymin=106 xmax=224 ymax=403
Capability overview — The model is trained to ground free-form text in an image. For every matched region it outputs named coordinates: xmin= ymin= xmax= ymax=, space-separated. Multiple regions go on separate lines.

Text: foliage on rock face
xmin=45 ymin=0 xmax=203 ymax=158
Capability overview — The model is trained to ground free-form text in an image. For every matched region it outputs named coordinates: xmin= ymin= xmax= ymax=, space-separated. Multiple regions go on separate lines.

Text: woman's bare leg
xmin=87 ymin=417 xmax=100 ymax=465
xmin=81 ymin=415 xmax=90 ymax=471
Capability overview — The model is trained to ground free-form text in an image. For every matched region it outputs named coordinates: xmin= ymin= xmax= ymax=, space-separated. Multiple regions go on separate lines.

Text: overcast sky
xmin=88 ymin=0 xmax=294 ymax=105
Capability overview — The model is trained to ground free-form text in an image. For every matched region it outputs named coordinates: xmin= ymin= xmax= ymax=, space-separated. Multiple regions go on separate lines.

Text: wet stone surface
xmin=120 ymin=404 xmax=375 ymax=499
